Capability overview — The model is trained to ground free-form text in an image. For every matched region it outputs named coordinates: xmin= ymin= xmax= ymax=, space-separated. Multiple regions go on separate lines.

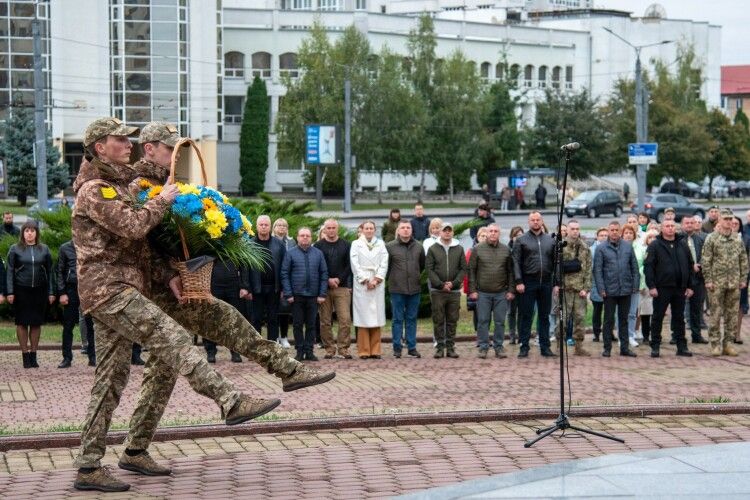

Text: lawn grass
xmin=0 ymin=200 xmax=29 ymax=216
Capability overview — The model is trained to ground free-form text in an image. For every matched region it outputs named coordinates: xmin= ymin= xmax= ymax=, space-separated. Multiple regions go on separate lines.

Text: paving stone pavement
xmin=0 ymin=333 xmax=748 ymax=434
xmin=1 ymin=415 xmax=750 ymax=498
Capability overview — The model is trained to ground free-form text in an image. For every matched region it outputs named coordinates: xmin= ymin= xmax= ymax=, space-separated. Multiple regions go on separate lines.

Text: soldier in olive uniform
xmin=559 ymin=220 xmax=592 ymax=356
xmin=72 ymin=119 xmax=334 ymax=493
xmin=701 ymin=209 xmax=749 ymax=356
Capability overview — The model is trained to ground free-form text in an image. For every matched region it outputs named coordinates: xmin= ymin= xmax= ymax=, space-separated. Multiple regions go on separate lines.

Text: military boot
xmin=282 ymin=364 xmax=336 ymax=392
xmin=574 ymin=344 xmax=591 ymax=356
xmin=225 ymin=395 xmax=281 ymax=425
xmin=446 ymin=348 xmax=459 ymax=358
xmin=710 ymin=343 xmax=722 ymax=356
xmin=723 ymin=343 xmax=739 ymax=357
xmin=74 ymin=466 xmax=130 ymax=492
xmin=119 ymin=450 xmax=172 ymax=476
xmin=434 ymin=349 xmax=445 ymax=359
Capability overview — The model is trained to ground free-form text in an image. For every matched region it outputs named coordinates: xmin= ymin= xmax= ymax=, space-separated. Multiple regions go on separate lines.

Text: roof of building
xmin=722 ymin=65 xmax=750 ymax=96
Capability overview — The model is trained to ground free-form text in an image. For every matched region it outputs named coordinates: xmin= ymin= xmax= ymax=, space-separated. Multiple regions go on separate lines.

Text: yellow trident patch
xmin=100 ymin=186 xmax=117 ymax=199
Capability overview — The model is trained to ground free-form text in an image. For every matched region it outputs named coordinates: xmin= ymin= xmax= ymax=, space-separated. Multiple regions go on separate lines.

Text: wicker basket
xmin=169 ymin=138 xmax=213 ymax=302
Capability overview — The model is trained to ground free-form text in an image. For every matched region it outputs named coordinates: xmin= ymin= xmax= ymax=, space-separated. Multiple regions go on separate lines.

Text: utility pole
xmin=32 ymin=4 xmax=48 ymax=211
xmin=603 ymin=28 xmax=672 ymax=212
xmin=344 ymin=76 xmax=352 ymax=213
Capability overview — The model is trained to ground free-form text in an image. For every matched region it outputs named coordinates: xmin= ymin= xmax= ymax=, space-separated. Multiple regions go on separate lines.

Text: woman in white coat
xmin=350 ymin=220 xmax=389 ymax=359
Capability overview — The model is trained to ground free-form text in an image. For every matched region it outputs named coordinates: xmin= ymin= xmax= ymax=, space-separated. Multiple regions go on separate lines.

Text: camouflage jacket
xmin=562 ymin=236 xmax=592 ymax=292
xmin=701 ymin=230 xmax=750 ymax=289
xmin=130 ymin=159 xmax=177 ymax=291
xmin=72 ymin=158 xmax=171 ymax=313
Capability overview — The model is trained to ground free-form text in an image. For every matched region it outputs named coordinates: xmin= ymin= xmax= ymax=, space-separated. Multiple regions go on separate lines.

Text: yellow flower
xmin=147 ymin=185 xmax=162 ymax=199
xmin=221 ymin=193 xmax=230 ymax=203
xmin=176 ymin=182 xmax=200 ymax=195
xmin=202 ymin=198 xmax=217 ymax=211
xmin=241 ymin=215 xmax=254 ymax=235
xmin=204 ymin=208 xmax=228 ymax=230
xmin=205 ymin=223 xmax=222 ymax=239
xmin=139 ymin=179 xmax=153 ymax=189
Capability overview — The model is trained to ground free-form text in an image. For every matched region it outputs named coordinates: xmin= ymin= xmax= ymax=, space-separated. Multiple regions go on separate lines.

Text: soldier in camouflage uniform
xmin=701 ymin=209 xmax=749 ymax=357
xmin=120 ymin=122 xmax=334 ymax=468
xmin=72 ymin=119 xmax=334 ymax=493
xmin=560 ymin=220 xmax=592 ymax=356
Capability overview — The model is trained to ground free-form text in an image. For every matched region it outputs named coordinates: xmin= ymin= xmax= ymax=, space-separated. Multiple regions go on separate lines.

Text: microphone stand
xmin=524 ymin=147 xmax=625 ymax=448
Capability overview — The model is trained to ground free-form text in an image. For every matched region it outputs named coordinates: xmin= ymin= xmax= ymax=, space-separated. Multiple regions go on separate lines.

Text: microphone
xmin=560 ymin=142 xmax=580 ymax=151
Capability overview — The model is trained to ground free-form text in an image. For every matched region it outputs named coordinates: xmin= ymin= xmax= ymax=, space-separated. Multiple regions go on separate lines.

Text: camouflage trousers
xmin=561 ymin=290 xmax=587 ymax=342
xmin=121 ymin=289 xmax=300 ymax=453
xmin=707 ymin=287 xmax=740 ymax=346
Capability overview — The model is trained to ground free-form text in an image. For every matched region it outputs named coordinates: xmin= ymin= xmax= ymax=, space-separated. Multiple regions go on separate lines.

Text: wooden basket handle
xmin=168 ymin=138 xmax=208 ymax=261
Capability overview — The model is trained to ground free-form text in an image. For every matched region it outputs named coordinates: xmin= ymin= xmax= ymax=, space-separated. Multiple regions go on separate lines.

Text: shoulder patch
xmin=100 ymin=186 xmax=118 ymax=199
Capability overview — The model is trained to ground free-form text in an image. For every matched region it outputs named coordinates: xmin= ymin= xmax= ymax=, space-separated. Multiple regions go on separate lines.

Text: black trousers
xmin=292 ymin=295 xmax=318 ymax=354
xmin=592 ymin=300 xmax=604 ymax=338
xmin=253 ymin=289 xmax=280 ymax=342
xmin=204 ymin=286 xmax=241 ymax=356
xmin=687 ymin=282 xmax=704 ymax=341
xmin=61 ymin=286 xmax=94 ymax=363
xmin=603 ymin=295 xmax=630 ymax=353
xmin=651 ymin=286 xmax=687 ymax=349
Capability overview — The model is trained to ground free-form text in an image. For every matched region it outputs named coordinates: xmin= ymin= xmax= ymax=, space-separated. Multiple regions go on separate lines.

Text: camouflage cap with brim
xmin=83 ymin=117 xmax=139 ymax=147
xmin=720 ymin=208 xmax=734 ymax=219
xmin=139 ymin=121 xmax=184 ymax=147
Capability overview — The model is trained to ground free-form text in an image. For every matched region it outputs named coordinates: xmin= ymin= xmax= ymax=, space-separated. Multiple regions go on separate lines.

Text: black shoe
xmin=22 ymin=352 xmax=31 ymax=369
xmin=669 ymin=339 xmax=677 ymax=345
xmin=407 ymin=349 xmax=421 ymax=358
xmin=58 ymin=359 xmax=72 ymax=369
xmin=88 ymin=358 xmax=96 ymax=367
xmin=80 ymin=347 xmax=88 ymax=355
xmin=676 ymin=349 xmax=693 ymax=357
xmin=30 ymin=352 xmax=39 ymax=368
xmin=602 ymin=350 xmax=611 ymax=357
xmin=734 ymin=339 xmax=744 ymax=345
xmin=294 ymin=352 xmax=305 ymax=361
xmin=592 ymin=336 xmax=600 ymax=342
xmin=131 ymin=357 xmax=145 ymax=366
xmin=371 ymin=354 xmax=382 ymax=359
xmin=540 ymin=348 xmax=556 ymax=357
xmin=692 ymin=337 xmax=709 ymax=344
xmin=650 ymin=348 xmax=660 ymax=358
xmin=231 ymin=352 xmax=243 ymax=363
xmin=305 ymin=352 xmax=319 ymax=362
xmin=620 ymin=350 xmax=637 ymax=357
xmin=206 ymin=352 xmax=216 ymax=364
xmin=393 ymin=350 xmax=402 ymax=358
xmin=518 ymin=349 xmax=529 ymax=358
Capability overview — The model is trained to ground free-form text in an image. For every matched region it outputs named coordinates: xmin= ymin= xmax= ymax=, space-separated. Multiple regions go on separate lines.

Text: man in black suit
xmin=250 ymin=215 xmax=286 ymax=344
xmin=684 ymin=215 xmax=709 ymax=344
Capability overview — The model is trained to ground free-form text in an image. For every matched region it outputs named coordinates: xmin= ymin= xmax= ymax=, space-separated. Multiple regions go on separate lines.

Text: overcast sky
xmin=596 ymin=0 xmax=748 ymax=65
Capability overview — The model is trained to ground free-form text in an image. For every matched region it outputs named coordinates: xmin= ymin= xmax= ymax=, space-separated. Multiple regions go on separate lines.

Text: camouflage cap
xmin=720 ymin=208 xmax=734 ymax=219
xmin=139 ymin=121 xmax=183 ymax=147
xmin=83 ymin=117 xmax=139 ymax=147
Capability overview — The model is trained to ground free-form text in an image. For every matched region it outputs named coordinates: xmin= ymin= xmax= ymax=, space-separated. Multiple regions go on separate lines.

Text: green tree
xmin=705 ymin=109 xmax=750 ymax=196
xmin=357 ymin=49 xmax=427 ymax=203
xmin=735 ymin=108 xmax=749 ymax=134
xmin=239 ymin=76 xmax=269 ymax=195
xmin=430 ymin=50 xmax=483 ymax=198
xmin=0 ymin=107 xmax=69 ymax=206
xmin=478 ymin=74 xmax=521 ymax=185
xmin=524 ymin=89 xmax=609 ymax=179
xmin=406 ymin=14 xmax=437 ymax=200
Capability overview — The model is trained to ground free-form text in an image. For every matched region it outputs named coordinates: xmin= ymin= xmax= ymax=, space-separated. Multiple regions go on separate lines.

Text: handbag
xmin=562 ymin=244 xmax=582 ymax=274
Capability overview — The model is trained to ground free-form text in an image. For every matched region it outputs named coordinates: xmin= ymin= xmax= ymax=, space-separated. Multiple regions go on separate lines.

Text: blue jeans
xmin=519 ymin=280 xmax=553 ymax=351
xmin=391 ymin=292 xmax=420 ymax=351
xmin=476 ymin=291 xmax=509 ymax=351
xmin=628 ymin=291 xmax=640 ymax=341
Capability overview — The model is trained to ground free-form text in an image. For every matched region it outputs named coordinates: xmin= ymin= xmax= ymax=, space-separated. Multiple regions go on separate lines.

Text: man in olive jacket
xmin=560 ymin=220 xmax=593 ymax=356
xmin=426 ymin=222 xmax=467 ymax=359
xmin=386 ymin=220 xmax=425 ymax=358
xmin=468 ymin=223 xmax=514 ymax=359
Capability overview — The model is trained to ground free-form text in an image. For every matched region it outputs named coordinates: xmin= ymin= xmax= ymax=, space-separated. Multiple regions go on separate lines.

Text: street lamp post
xmin=603 ymin=28 xmax=672 ymax=212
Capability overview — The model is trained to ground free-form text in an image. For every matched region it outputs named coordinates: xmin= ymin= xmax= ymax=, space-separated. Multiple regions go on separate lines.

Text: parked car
xmin=28 ymin=197 xmax=75 ymax=217
xmin=660 ymin=181 xmax=702 ymax=198
xmin=565 ymin=190 xmax=623 ymax=218
xmin=643 ymin=194 xmax=705 ymax=222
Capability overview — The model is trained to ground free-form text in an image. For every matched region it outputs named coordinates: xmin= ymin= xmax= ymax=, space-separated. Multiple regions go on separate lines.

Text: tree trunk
xmin=18 ymin=193 xmax=27 ymax=206
xmin=418 ymin=165 xmax=426 ymax=203
xmin=449 ymin=174 xmax=454 ymax=203
xmin=378 ymin=171 xmax=383 ymax=205
xmin=708 ymin=176 xmax=715 ymax=201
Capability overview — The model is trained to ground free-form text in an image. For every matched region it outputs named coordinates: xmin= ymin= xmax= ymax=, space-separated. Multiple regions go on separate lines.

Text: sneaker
xmin=407 ymin=349 xmax=421 ymax=358
xmin=225 ymin=395 xmax=281 ymax=425
xmin=282 ymin=364 xmax=336 ymax=392
xmin=393 ymin=350 xmax=402 ymax=358
xmin=495 ymin=348 xmax=507 ymax=359
xmin=566 ymin=338 xmax=575 ymax=346
xmin=74 ymin=466 xmax=130 ymax=492
xmin=279 ymin=337 xmax=291 ymax=348
xmin=629 ymin=338 xmax=639 ymax=348
xmin=549 ymin=335 xmax=556 ymax=342
xmin=118 ymin=450 xmax=171 ymax=476
xmin=477 ymin=349 xmax=488 ymax=359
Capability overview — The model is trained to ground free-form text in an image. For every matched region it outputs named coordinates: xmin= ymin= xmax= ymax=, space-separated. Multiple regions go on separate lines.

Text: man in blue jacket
xmin=281 ymin=227 xmax=328 ymax=361
xmin=593 ymin=221 xmax=640 ymax=357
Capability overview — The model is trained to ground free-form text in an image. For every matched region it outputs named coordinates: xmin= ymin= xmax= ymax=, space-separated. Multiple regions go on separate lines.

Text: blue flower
xmin=221 ymin=204 xmax=243 ymax=233
xmin=172 ymin=193 xmax=203 ymax=219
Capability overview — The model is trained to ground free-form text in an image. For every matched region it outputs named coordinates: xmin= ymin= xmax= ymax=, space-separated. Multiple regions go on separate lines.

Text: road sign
xmin=306 ymin=124 xmax=338 ymax=165
xmin=628 ymin=142 xmax=658 ymax=165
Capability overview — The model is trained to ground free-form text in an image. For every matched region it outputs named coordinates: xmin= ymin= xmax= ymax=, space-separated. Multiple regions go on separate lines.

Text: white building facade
xmin=19 ymin=0 xmax=719 ymax=193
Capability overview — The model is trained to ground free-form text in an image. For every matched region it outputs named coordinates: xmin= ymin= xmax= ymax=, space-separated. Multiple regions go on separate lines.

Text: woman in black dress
xmin=7 ymin=221 xmax=55 ymax=368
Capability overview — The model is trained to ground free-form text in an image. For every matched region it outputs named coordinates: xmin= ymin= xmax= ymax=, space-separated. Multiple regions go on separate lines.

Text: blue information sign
xmin=306 ymin=125 xmax=320 ymax=164
xmin=628 ymin=143 xmax=658 ymax=165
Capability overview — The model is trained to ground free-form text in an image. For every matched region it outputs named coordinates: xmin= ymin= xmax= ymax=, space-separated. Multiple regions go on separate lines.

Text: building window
xmin=551 ymin=66 xmax=561 ymax=89
xmin=356 ymin=0 xmax=367 ymax=10
xmin=737 ymin=97 xmax=744 ymax=110
xmin=279 ymin=52 xmax=298 ymax=79
xmin=480 ymin=62 xmax=491 ymax=80
xmin=565 ymin=65 xmax=573 ymax=89
xmin=538 ymin=65 xmax=547 ymax=88
xmin=224 ymin=51 xmax=244 ymax=78
xmin=524 ymin=64 xmax=534 ymax=88
xmin=318 ymin=0 xmax=342 ymax=11
xmin=251 ymin=52 xmax=271 ymax=79
xmin=224 ymin=96 xmax=244 ymax=124
xmin=281 ymin=0 xmax=311 ymax=9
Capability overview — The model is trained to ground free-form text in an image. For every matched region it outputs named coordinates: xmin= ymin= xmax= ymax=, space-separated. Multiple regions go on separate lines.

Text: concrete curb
xmin=1 ymin=403 xmax=748 ymax=452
